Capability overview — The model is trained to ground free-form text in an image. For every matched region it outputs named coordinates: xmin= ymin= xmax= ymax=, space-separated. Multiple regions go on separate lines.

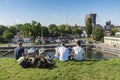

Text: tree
xmin=72 ymin=25 xmax=83 ymax=38
xmin=8 ymin=26 xmax=17 ymax=35
xmin=2 ymin=30 xmax=13 ymax=41
xmin=42 ymin=26 xmax=50 ymax=37
xmin=79 ymin=28 xmax=83 ymax=38
xmin=72 ymin=26 xmax=80 ymax=35
xmin=22 ymin=23 xmax=32 ymax=37
xmin=0 ymin=25 xmax=7 ymax=36
xmin=65 ymin=25 xmax=72 ymax=37
xmin=110 ymin=28 xmax=118 ymax=36
xmin=58 ymin=24 xmax=67 ymax=36
xmin=15 ymin=24 xmax=23 ymax=32
xmin=48 ymin=24 xmax=59 ymax=37
xmin=0 ymin=36 xmax=4 ymax=43
xmin=22 ymin=21 xmax=43 ymax=41
xmin=85 ymin=18 xmax=92 ymax=37
xmin=92 ymin=27 xmax=104 ymax=41
xmin=31 ymin=21 xmax=42 ymax=40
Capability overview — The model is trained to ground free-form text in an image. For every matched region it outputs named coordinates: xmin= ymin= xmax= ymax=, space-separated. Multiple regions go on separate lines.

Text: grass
xmin=0 ymin=58 xmax=120 ymax=80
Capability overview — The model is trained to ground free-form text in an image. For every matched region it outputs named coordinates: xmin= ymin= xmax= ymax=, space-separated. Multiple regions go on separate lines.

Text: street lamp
xmin=66 ymin=15 xmax=69 ymax=37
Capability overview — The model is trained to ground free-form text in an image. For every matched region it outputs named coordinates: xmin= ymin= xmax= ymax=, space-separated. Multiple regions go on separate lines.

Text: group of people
xmin=14 ymin=41 xmax=55 ymax=68
xmin=54 ymin=40 xmax=85 ymax=62
xmin=14 ymin=40 xmax=85 ymax=68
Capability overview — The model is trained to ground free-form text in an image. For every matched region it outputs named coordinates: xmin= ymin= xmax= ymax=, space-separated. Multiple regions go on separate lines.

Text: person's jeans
xmin=54 ymin=54 xmax=59 ymax=59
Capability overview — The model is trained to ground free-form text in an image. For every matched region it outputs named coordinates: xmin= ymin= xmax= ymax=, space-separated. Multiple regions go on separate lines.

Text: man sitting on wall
xmin=14 ymin=41 xmax=24 ymax=60
xmin=56 ymin=42 xmax=69 ymax=62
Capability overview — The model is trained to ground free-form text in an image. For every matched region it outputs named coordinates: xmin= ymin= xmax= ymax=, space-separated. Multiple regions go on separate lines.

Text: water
xmin=85 ymin=50 xmax=118 ymax=60
xmin=46 ymin=50 xmax=118 ymax=60
xmin=0 ymin=49 xmax=119 ymax=60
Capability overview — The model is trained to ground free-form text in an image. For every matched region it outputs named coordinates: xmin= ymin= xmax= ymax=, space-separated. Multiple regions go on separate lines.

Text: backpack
xmin=36 ymin=55 xmax=55 ymax=68
xmin=18 ymin=57 xmax=32 ymax=68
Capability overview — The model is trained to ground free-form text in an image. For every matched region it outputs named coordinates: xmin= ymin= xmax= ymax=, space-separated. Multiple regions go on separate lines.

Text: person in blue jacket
xmin=14 ymin=41 xmax=24 ymax=60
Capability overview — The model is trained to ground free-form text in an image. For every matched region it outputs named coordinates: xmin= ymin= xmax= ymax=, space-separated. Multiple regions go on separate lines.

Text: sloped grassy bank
xmin=0 ymin=58 xmax=120 ymax=80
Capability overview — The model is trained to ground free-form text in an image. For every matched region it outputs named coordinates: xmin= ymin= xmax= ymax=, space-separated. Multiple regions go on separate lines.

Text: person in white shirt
xmin=54 ymin=43 xmax=61 ymax=59
xmin=71 ymin=40 xmax=85 ymax=61
xmin=56 ymin=42 xmax=69 ymax=61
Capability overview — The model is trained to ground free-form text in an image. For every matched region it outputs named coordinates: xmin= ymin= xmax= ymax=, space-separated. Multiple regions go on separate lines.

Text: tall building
xmin=85 ymin=13 xmax=97 ymax=27
xmin=104 ymin=20 xmax=113 ymax=31
xmin=106 ymin=20 xmax=111 ymax=26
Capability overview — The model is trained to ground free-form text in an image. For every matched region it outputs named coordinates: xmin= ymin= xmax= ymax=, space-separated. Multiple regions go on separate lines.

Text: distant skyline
xmin=0 ymin=0 xmax=120 ymax=26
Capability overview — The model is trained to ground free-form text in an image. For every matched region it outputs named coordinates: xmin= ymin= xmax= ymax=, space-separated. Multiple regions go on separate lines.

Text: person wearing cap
xmin=14 ymin=41 xmax=25 ymax=60
xmin=71 ymin=40 xmax=85 ymax=61
xmin=57 ymin=42 xmax=69 ymax=61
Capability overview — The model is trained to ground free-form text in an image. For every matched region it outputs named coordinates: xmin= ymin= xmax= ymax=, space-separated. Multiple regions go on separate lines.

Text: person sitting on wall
xmin=71 ymin=40 xmax=85 ymax=61
xmin=14 ymin=41 xmax=25 ymax=60
xmin=55 ymin=42 xmax=69 ymax=62
xmin=54 ymin=43 xmax=61 ymax=59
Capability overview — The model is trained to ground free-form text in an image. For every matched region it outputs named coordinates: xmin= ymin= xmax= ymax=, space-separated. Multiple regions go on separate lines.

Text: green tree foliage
xmin=8 ymin=26 xmax=17 ymax=35
xmin=92 ymin=27 xmax=104 ymax=41
xmin=21 ymin=21 xmax=42 ymax=42
xmin=58 ymin=24 xmax=67 ymax=36
xmin=79 ymin=29 xmax=83 ymax=38
xmin=66 ymin=25 xmax=72 ymax=36
xmin=22 ymin=23 xmax=32 ymax=37
xmin=31 ymin=21 xmax=42 ymax=40
xmin=0 ymin=36 xmax=4 ymax=43
xmin=15 ymin=24 xmax=23 ymax=32
xmin=85 ymin=18 xmax=92 ymax=37
xmin=48 ymin=24 xmax=59 ymax=37
xmin=2 ymin=30 xmax=13 ymax=40
xmin=0 ymin=25 xmax=7 ymax=36
xmin=72 ymin=25 xmax=83 ymax=38
xmin=42 ymin=26 xmax=50 ymax=37
xmin=110 ymin=28 xmax=118 ymax=36
xmin=72 ymin=26 xmax=80 ymax=35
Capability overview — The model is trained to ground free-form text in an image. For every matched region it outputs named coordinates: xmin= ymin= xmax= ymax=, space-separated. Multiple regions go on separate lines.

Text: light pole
xmin=85 ymin=38 xmax=88 ymax=60
xmin=66 ymin=15 xmax=69 ymax=37
xmin=27 ymin=26 xmax=30 ymax=50
xmin=66 ymin=15 xmax=68 ymax=26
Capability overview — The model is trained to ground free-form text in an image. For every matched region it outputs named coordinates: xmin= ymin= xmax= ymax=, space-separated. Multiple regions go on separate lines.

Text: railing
xmin=0 ymin=44 xmax=94 ymax=50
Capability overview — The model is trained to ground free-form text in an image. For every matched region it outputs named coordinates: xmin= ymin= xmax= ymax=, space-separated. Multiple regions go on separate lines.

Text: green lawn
xmin=0 ymin=58 xmax=120 ymax=80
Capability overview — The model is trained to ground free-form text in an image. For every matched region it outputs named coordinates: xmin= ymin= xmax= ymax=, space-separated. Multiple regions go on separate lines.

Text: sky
xmin=0 ymin=0 xmax=120 ymax=26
